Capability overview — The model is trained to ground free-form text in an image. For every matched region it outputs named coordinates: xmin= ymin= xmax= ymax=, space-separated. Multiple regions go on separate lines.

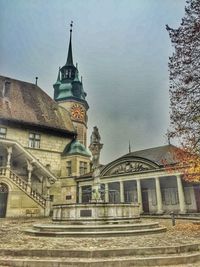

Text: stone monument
xmin=89 ymin=126 xmax=103 ymax=202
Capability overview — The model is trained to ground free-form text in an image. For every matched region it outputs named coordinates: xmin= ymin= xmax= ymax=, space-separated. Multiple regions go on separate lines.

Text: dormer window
xmin=29 ymin=133 xmax=40 ymax=148
xmin=0 ymin=127 xmax=7 ymax=139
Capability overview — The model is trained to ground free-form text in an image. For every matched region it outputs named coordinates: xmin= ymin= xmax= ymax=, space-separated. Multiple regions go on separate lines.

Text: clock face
xmin=71 ymin=104 xmax=85 ymax=120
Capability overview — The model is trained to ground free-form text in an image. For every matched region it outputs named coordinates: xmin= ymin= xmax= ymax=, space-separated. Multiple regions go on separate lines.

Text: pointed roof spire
xmin=129 ymin=140 xmax=132 ymax=153
xmin=66 ymin=21 xmax=74 ymax=66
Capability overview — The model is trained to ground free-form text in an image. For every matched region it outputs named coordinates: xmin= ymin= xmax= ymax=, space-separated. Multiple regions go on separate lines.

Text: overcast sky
xmin=0 ymin=0 xmax=186 ymax=164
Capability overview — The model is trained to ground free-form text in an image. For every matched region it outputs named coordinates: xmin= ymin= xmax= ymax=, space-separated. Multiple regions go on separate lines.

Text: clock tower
xmin=53 ymin=23 xmax=89 ymax=147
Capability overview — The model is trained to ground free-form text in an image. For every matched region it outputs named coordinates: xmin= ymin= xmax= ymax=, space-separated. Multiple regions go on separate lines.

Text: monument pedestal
xmin=52 ymin=203 xmax=140 ymax=224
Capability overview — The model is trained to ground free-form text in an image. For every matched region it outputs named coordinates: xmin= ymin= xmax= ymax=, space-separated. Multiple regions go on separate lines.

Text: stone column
xmin=78 ymin=186 xmax=82 ymax=203
xmin=136 ymin=179 xmax=143 ymax=213
xmin=6 ymin=146 xmax=13 ymax=168
xmin=120 ymin=181 xmax=125 ymax=203
xmin=27 ymin=160 xmax=33 ymax=187
xmin=44 ymin=184 xmax=51 ymax=217
xmin=176 ymin=175 xmax=186 ymax=214
xmin=155 ymin=177 xmax=163 ymax=214
xmin=104 ymin=183 xmax=109 ymax=203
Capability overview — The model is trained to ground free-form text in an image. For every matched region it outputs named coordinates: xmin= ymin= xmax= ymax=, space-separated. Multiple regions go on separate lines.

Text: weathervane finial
xmin=70 ymin=21 xmax=73 ymax=33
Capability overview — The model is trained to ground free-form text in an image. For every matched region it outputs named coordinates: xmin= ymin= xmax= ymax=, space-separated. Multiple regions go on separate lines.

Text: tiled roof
xmin=0 ymin=75 xmax=75 ymax=135
xmin=78 ymin=145 xmax=180 ymax=180
xmin=121 ymin=144 xmax=179 ymax=166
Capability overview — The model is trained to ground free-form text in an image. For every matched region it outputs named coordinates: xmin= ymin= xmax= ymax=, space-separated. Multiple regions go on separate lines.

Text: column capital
xmin=6 ymin=146 xmax=13 ymax=154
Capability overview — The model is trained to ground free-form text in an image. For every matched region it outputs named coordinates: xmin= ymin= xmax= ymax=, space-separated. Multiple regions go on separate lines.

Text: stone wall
xmin=0 ymin=177 xmax=44 ymax=217
xmin=0 ymin=123 xmax=72 ymax=176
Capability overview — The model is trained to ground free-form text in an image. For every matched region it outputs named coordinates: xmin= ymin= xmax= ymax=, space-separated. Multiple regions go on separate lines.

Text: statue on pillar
xmin=89 ymin=126 xmax=103 ymax=170
xmin=89 ymin=126 xmax=103 ymax=202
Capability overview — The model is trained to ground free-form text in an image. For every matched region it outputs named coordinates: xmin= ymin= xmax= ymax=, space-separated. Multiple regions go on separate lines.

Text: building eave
xmin=0 ymin=118 xmax=77 ymax=138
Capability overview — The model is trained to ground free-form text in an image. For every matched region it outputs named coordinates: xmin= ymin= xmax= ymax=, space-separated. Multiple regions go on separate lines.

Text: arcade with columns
xmin=77 ymin=144 xmax=200 ymax=214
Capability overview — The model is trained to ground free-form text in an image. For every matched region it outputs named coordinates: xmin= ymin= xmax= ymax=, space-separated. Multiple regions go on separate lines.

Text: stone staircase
xmin=0 ymin=243 xmax=199 ymax=266
xmin=25 ymin=221 xmax=167 ymax=237
xmin=0 ymin=167 xmax=46 ymax=208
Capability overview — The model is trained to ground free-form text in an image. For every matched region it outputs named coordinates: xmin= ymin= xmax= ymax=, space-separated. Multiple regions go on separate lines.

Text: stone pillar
xmin=155 ymin=177 xmax=163 ymax=214
xmin=6 ymin=146 xmax=12 ymax=168
xmin=176 ymin=175 xmax=186 ymax=214
xmin=104 ymin=183 xmax=109 ymax=203
xmin=27 ymin=160 xmax=33 ymax=186
xmin=44 ymin=184 xmax=51 ymax=217
xmin=120 ymin=181 xmax=125 ymax=203
xmin=78 ymin=186 xmax=82 ymax=203
xmin=136 ymin=179 xmax=143 ymax=213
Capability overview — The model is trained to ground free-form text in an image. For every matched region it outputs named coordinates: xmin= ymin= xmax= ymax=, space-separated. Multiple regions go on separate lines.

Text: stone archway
xmin=0 ymin=183 xmax=9 ymax=218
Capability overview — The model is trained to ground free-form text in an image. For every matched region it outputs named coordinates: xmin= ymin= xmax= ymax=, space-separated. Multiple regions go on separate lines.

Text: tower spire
xmin=66 ymin=21 xmax=74 ymax=66
xmin=129 ymin=140 xmax=132 ymax=153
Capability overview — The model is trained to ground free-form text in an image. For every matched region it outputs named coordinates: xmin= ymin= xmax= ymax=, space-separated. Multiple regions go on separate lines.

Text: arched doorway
xmin=0 ymin=183 xmax=8 ymax=218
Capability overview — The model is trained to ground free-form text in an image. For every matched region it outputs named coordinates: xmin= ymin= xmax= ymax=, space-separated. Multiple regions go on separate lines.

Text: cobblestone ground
xmin=0 ymin=218 xmax=200 ymax=249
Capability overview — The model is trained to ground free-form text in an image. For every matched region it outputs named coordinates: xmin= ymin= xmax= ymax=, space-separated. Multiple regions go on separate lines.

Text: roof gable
xmin=101 ymin=157 xmax=159 ymax=176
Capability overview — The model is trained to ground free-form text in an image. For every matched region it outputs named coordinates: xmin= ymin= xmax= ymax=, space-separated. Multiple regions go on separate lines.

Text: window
xmin=66 ymin=161 xmax=72 ymax=176
xmin=28 ymin=133 xmax=40 ymax=148
xmin=79 ymin=161 xmax=87 ymax=175
xmin=49 ymin=195 xmax=54 ymax=202
xmin=184 ymin=187 xmax=192 ymax=205
xmin=0 ymin=127 xmax=7 ymax=139
xmin=65 ymin=69 xmax=72 ymax=78
xmin=82 ymin=185 xmax=92 ymax=203
xmin=162 ymin=188 xmax=179 ymax=205
xmin=149 ymin=189 xmax=157 ymax=206
xmin=0 ymin=156 xmax=3 ymax=167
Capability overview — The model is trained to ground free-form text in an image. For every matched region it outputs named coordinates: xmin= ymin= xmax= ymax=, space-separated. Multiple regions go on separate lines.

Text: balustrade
xmin=0 ymin=167 xmax=6 ymax=176
xmin=0 ymin=167 xmax=46 ymax=208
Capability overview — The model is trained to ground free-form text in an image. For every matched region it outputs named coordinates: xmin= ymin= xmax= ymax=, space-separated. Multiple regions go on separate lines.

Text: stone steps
xmin=32 ymin=221 xmax=160 ymax=232
xmin=0 ymin=247 xmax=199 ymax=266
xmin=0 ymin=244 xmax=199 ymax=257
xmin=25 ymin=221 xmax=167 ymax=237
xmin=25 ymin=227 xmax=167 ymax=237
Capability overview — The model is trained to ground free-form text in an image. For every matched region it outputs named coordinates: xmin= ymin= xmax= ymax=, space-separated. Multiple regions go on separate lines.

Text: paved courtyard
xmin=0 ymin=217 xmax=200 ymax=250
